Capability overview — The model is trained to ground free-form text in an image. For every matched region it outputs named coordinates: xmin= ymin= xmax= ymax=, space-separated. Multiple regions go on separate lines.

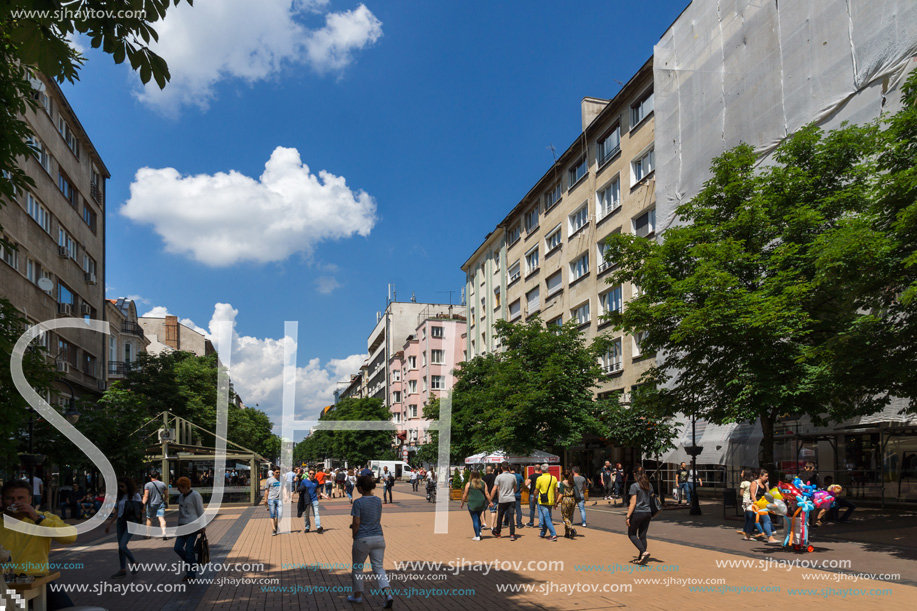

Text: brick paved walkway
xmin=43 ymin=488 xmax=917 ymax=610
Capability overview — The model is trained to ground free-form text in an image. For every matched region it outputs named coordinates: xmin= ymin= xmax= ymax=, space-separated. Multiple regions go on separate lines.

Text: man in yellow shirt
xmin=1 ymin=480 xmax=78 ymax=610
xmin=535 ymin=464 xmax=558 ymax=541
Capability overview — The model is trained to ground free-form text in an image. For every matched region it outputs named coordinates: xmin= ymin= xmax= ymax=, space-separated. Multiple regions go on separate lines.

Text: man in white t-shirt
xmin=410 ymin=469 xmax=419 ymax=492
xmin=30 ymin=475 xmax=43 ymax=509
xmin=284 ymin=468 xmax=296 ymax=501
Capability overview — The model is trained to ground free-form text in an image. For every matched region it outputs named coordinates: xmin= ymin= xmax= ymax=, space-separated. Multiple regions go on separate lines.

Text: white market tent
xmin=464 ymin=450 xmax=560 ymax=465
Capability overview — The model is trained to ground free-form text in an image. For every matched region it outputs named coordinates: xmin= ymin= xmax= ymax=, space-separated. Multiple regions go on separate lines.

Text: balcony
xmin=108 ymin=361 xmax=138 ymax=376
xmin=122 ymin=321 xmax=144 ymax=337
xmin=91 ymin=183 xmax=103 ymax=204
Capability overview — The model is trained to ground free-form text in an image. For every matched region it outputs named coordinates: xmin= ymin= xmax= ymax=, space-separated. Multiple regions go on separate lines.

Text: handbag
xmin=649 ymin=492 xmax=661 ymax=516
xmin=538 ymin=476 xmax=555 ymax=504
xmin=194 ymin=532 xmax=210 ymax=566
xmin=572 ymin=483 xmax=584 ymax=503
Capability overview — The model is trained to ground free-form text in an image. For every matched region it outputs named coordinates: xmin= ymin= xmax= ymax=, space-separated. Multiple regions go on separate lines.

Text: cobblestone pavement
xmin=42 ymin=487 xmax=916 ymax=610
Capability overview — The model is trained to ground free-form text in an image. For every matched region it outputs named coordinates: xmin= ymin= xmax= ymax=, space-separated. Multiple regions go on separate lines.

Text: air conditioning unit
xmin=97 ymin=379 xmax=107 ymax=391
xmin=58 ymin=303 xmax=72 ymax=315
xmin=158 ymin=428 xmax=174 ymax=442
xmin=56 ymin=361 xmax=70 ymax=373
xmin=85 ymin=272 xmax=97 ymax=285
xmin=80 ymin=303 xmax=91 ymax=315
xmin=58 ymin=246 xmax=68 ymax=258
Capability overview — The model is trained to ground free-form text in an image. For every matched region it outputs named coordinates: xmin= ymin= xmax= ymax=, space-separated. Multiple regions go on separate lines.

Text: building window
xmin=526 ymin=286 xmax=540 ymax=315
xmin=431 ymin=349 xmax=445 ymax=364
xmin=408 ymin=380 xmax=418 ymax=394
xmin=1 ymin=243 xmax=17 ymax=270
xmin=29 ymin=137 xmax=51 ymax=174
xmin=631 ymin=88 xmax=654 ymax=128
xmin=422 ymin=352 xmax=427 ymax=367
xmin=409 ymin=405 xmax=418 ymax=418
xmin=632 ymin=148 xmax=655 ymax=184
xmin=524 ymin=205 xmax=539 ymax=233
xmin=58 ymin=172 xmax=77 ymax=205
xmin=602 ymin=339 xmax=623 ymax=373
xmin=525 ymin=246 xmax=539 ymax=275
xmin=633 ymin=208 xmax=656 ymax=238
xmin=422 ymin=376 xmax=427 ymax=393
xmin=569 ymin=203 xmax=589 ymax=236
xmin=82 ymin=205 xmax=96 ymax=232
xmin=597 ymin=125 xmax=621 ymax=165
xmin=393 ymin=412 xmax=401 ymax=424
xmin=431 ymin=375 xmax=445 ymax=390
xmin=26 ymin=258 xmax=36 ymax=283
xmin=506 ymin=224 xmax=521 ymax=247
xmin=570 ymin=252 xmax=589 ymax=281
xmin=82 ymin=254 xmax=96 ymax=277
xmin=408 ymin=356 xmax=417 ymax=369
xmin=546 ymin=270 xmax=562 ymax=296
xmin=596 ymin=177 xmax=621 ymax=220
xmin=549 ymin=316 xmax=562 ymax=327
xmin=58 ymin=282 xmax=74 ymax=306
xmin=32 ymin=87 xmax=51 ymax=115
xmin=545 ymin=224 xmax=562 ymax=253
xmin=431 ymin=326 xmax=444 ymax=339
xmin=508 ymin=260 xmax=521 ymax=284
xmin=509 ymin=299 xmax=521 ymax=321
xmin=392 ymin=391 xmax=402 ymax=403
xmin=58 ymin=338 xmax=74 ymax=365
xmin=82 ymin=353 xmax=96 ymax=377
xmin=493 ymin=286 xmax=501 ymax=308
xmin=573 ymin=301 xmax=590 ymax=326
xmin=27 ymin=193 xmax=51 ymax=233
xmin=597 ymin=236 xmax=618 ymax=273
xmin=568 ymin=157 xmax=587 ymax=189
xmin=545 ymin=182 xmax=562 ymax=210
xmin=58 ymin=116 xmax=80 ymax=158
xmin=633 ymin=331 xmax=649 ymax=357
xmin=600 ymin=286 xmax=623 ymax=316
xmin=58 ymin=228 xmax=77 ymax=259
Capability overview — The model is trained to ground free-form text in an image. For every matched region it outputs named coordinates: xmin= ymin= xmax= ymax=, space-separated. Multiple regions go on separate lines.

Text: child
xmin=348 ymin=475 xmax=394 ymax=608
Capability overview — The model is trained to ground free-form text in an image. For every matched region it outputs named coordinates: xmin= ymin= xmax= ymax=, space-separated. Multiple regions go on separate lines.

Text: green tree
xmin=602 ymin=121 xmax=885 ymax=471
xmin=293 ymin=398 xmax=393 ymax=467
xmin=598 ymin=388 xmax=678 ymax=461
xmin=69 ymin=382 xmax=148 ymax=475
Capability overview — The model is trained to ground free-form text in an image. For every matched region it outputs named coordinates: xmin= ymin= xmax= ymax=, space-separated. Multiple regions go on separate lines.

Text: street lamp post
xmin=686 ymin=412 xmax=703 ymax=516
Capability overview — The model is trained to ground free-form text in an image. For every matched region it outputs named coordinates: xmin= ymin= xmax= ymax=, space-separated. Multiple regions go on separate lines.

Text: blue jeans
xmin=538 ymin=504 xmax=556 ymax=537
xmin=759 ymin=513 xmax=774 ymax=537
xmin=116 ymin=519 xmax=136 ymax=570
xmin=469 ymin=509 xmax=482 ymax=537
xmin=174 ymin=533 xmax=199 ymax=578
xmin=679 ymin=482 xmax=690 ymax=503
xmin=577 ymin=499 xmax=586 ymax=525
xmin=514 ymin=496 xmax=524 ymax=527
xmin=303 ymin=499 xmax=321 ymax=531
xmin=528 ymin=496 xmax=538 ymax=524
xmin=744 ymin=510 xmax=756 ymax=536
xmin=268 ymin=499 xmax=282 ymax=520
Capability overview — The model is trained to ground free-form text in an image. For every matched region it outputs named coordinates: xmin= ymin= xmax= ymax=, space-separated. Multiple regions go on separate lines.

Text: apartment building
xmin=464 ymin=57 xmax=657 ymax=401
xmin=389 ymin=306 xmax=466 ymax=454
xmin=0 ymin=73 xmax=109 ymax=401
xmin=105 ymin=298 xmax=151 ymax=381
xmin=139 ymin=314 xmax=216 ymax=357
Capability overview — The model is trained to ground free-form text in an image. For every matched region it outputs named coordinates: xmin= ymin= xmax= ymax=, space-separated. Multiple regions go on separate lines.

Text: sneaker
xmin=272 ymin=531 xmax=277 ymax=536
xmin=510 ymin=535 xmax=516 ymax=541
xmin=384 ymin=594 xmax=394 ymax=609
xmin=346 ymin=594 xmax=363 ymax=603
xmin=317 ymin=527 xmax=324 ymax=534
xmin=582 ymin=523 xmax=587 ymax=528
xmin=493 ymin=533 xmax=502 ymax=538
xmin=304 ymin=530 xmax=310 ymax=534
xmin=472 ymin=536 xmax=481 ymax=541
xmin=525 ymin=523 xmax=534 ymax=527
xmin=550 ymin=535 xmax=557 ymax=542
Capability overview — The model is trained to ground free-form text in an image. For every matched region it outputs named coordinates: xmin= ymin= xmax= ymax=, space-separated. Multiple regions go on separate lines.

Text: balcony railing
xmin=108 ymin=361 xmax=138 ymax=375
xmin=91 ymin=183 xmax=103 ymax=204
xmin=122 ymin=321 xmax=144 ymax=337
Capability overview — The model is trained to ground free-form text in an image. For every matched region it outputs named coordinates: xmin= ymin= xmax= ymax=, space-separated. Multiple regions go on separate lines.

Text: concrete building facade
xmin=104 ymin=298 xmax=150 ymax=382
xmin=139 ymin=315 xmax=216 ymax=357
xmin=0 ymin=73 xmax=110 ymax=401
xmin=461 ymin=228 xmax=505 ymax=359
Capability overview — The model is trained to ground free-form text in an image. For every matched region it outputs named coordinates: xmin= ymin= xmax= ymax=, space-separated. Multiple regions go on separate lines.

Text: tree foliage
xmin=602 ymin=110 xmax=902 ymax=470
xmin=293 ymin=397 xmax=393 ymax=467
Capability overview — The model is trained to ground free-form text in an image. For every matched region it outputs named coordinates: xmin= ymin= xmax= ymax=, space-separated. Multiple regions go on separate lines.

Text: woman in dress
xmin=625 ymin=466 xmax=655 ymax=565
xmin=460 ymin=470 xmax=491 ymax=540
xmin=556 ymin=469 xmax=577 ymax=539
xmin=105 ymin=476 xmax=141 ymax=578
xmin=347 ymin=475 xmax=394 ymax=608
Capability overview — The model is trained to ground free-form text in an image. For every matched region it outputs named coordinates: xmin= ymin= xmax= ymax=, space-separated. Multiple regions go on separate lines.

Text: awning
xmin=464 ymin=450 xmax=560 ymax=465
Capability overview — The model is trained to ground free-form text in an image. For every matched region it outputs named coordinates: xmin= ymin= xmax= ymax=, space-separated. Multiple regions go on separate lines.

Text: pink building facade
xmin=388 ymin=312 xmax=466 ymax=457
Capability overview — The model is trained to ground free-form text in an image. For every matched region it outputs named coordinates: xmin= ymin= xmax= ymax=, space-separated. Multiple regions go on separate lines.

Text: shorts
xmin=267 ymin=499 xmax=282 ymax=519
xmin=146 ymin=503 xmax=165 ymax=519
xmin=489 ymin=499 xmax=499 ymax=513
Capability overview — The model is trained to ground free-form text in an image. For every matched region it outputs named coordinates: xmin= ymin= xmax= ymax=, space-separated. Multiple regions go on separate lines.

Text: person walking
xmin=492 ymin=462 xmax=518 ymax=541
xmin=512 ymin=465 xmax=525 ymax=530
xmin=524 ymin=465 xmax=541 ymax=527
xmin=613 ymin=463 xmax=625 ymax=506
xmin=572 ymin=467 xmax=589 ymax=527
xmin=262 ymin=468 xmax=283 ymax=536
xmin=601 ymin=462 xmax=614 ymax=501
xmin=676 ymin=462 xmax=690 ymax=505
xmin=345 ymin=468 xmax=356 ymax=504
xmin=557 ymin=470 xmax=577 ymax=539
xmin=142 ymin=471 xmax=168 ymax=539
xmin=105 ymin=477 xmax=141 ymax=578
xmin=749 ymin=469 xmax=779 ymax=543
xmin=460 ymin=470 xmax=491 ymax=540
xmin=535 ymin=464 xmax=558 ymax=541
xmin=381 ymin=466 xmax=394 ymax=504
xmin=482 ymin=465 xmax=498 ymax=531
xmin=410 ymin=468 xmax=419 ymax=492
xmin=173 ymin=477 xmax=205 ymax=581
xmin=626 ymin=467 xmax=656 ymax=565
xmin=347 ymin=475 xmax=394 ymax=608
xmin=297 ymin=468 xmax=329 ymax=534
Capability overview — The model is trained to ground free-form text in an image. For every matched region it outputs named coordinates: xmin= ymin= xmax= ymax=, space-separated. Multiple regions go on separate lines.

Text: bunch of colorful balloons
xmin=774 ymin=477 xmax=833 ymax=552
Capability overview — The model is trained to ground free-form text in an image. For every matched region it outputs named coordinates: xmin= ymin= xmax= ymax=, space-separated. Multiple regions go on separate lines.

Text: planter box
xmin=450 ymin=489 xmax=463 ymax=500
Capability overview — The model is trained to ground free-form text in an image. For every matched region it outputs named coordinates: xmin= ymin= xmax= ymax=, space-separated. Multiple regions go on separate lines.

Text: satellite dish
xmin=37 ymin=277 xmax=53 ymax=291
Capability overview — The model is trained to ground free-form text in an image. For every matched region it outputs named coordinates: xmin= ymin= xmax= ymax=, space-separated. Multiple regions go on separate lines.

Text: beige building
xmin=104 ymin=298 xmax=151 ymax=381
xmin=0 ymin=73 xmax=109 ymax=401
xmin=463 ymin=57 xmax=657 ymax=402
xmin=139 ymin=314 xmax=216 ymax=357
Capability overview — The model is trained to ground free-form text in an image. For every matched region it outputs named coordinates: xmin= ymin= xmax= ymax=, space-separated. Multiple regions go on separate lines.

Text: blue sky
xmin=60 ymin=0 xmax=689 ymax=429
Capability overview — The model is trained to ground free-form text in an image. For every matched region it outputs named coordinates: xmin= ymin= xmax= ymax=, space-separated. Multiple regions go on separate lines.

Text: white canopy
xmin=464 ymin=450 xmax=560 ymax=465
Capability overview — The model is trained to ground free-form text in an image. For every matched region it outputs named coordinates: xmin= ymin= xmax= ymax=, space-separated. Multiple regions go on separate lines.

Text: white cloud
xmin=142 ymin=305 xmax=171 ymax=318
xmin=121 ymin=146 xmax=377 ymax=266
xmin=315 ymin=276 xmax=342 ymax=294
xmin=205 ymin=303 xmax=367 ymax=433
xmin=126 ymin=294 xmax=152 ymax=305
xmin=135 ymin=0 xmax=382 ymax=114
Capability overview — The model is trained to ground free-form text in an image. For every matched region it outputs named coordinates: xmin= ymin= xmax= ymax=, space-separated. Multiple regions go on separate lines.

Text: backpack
xmin=123 ymin=497 xmax=143 ymax=524
xmin=335 ymin=471 xmax=346 ymax=483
